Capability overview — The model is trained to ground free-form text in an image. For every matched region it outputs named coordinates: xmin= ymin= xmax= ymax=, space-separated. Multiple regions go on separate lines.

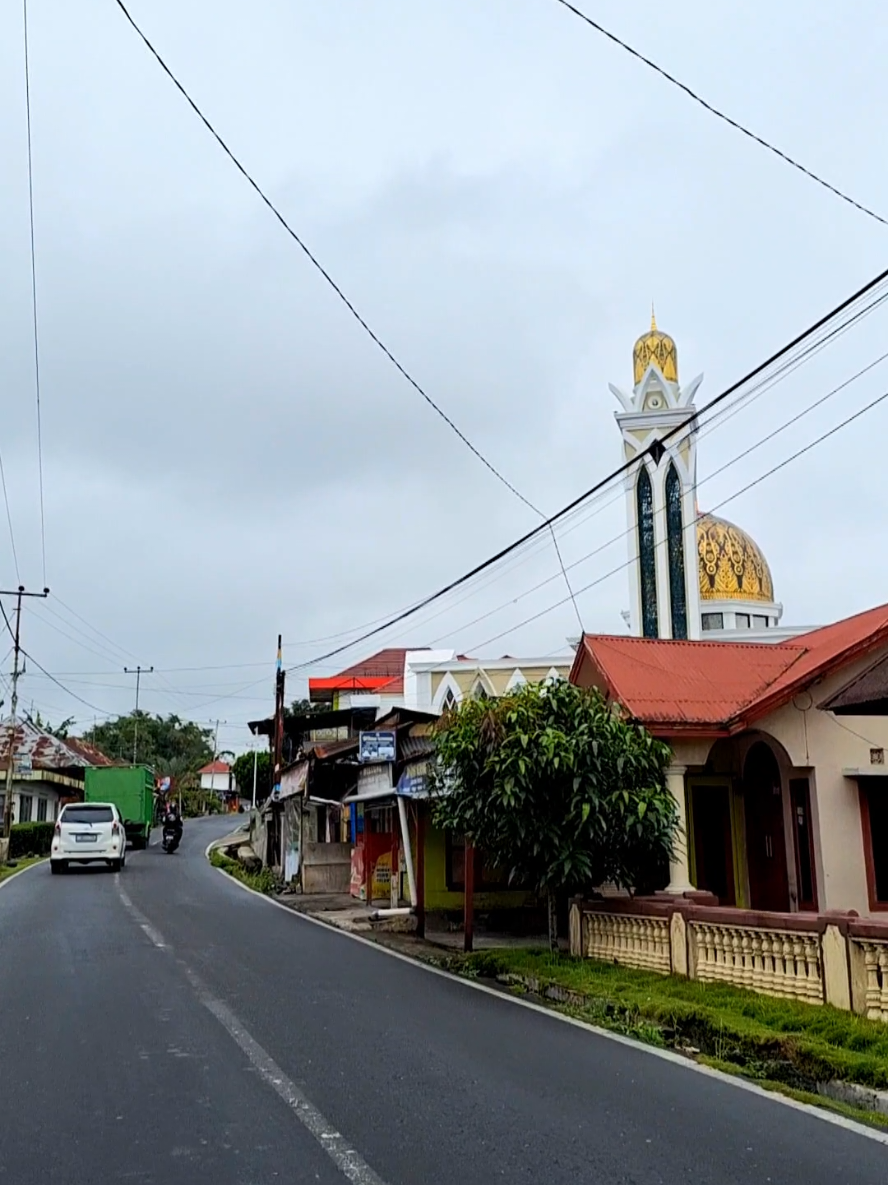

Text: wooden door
xmin=744 ymin=743 xmax=790 ymax=913
xmin=790 ymin=778 xmax=818 ymax=911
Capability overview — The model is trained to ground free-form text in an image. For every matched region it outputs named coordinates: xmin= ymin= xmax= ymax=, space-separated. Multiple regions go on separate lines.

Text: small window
xmin=36 ymin=798 xmax=48 ymax=822
xmin=441 ymin=688 xmax=457 ymax=713
xmin=753 ymin=615 xmax=768 ymax=629
xmin=701 ymin=612 xmax=723 ymax=631
xmin=736 ymin=613 xmax=751 ymax=629
xmin=19 ymin=794 xmax=32 ymax=823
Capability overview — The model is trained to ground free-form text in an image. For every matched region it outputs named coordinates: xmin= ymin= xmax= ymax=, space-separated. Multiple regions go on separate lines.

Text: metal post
xmin=124 ymin=665 xmax=153 ymax=764
xmin=1 ymin=585 xmax=50 ymax=842
xmin=251 ymin=747 xmax=258 ymax=810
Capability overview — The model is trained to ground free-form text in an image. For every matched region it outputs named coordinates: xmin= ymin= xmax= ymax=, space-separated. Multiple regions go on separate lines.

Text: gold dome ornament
xmin=633 ymin=307 xmax=678 ymax=386
xmin=696 ymin=513 xmax=775 ymax=603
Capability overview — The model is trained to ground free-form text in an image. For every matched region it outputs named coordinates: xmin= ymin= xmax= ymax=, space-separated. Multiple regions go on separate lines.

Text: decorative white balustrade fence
xmin=569 ymin=897 xmax=888 ymax=1020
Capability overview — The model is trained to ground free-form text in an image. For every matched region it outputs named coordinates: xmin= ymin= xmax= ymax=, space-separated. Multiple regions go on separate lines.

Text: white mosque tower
xmin=610 ymin=311 xmax=788 ymax=642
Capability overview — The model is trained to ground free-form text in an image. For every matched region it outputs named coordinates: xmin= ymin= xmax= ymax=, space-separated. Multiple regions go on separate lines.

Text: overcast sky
xmin=0 ymin=0 xmax=886 ymax=748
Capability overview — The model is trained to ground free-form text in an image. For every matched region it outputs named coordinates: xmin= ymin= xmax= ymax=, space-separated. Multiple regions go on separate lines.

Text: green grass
xmin=209 ymin=847 xmax=279 ymax=895
xmin=431 ymin=948 xmax=888 ymax=1101
xmin=0 ymin=855 xmax=46 ymax=883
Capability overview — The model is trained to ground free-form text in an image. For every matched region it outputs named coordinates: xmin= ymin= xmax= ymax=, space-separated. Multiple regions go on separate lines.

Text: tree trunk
xmin=547 ymin=887 xmax=558 ymax=952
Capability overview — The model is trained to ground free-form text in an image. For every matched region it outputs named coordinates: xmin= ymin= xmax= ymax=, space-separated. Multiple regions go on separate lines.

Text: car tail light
xmin=54 ymin=822 xmax=61 ymax=835
xmin=111 ymin=821 xmax=120 ymax=837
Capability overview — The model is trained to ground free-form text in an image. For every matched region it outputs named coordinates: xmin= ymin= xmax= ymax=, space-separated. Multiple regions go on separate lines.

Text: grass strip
xmin=0 ymin=855 xmax=46 ymax=883
xmin=210 ymin=847 xmax=279 ymax=895
xmin=430 ymin=948 xmax=888 ymax=1102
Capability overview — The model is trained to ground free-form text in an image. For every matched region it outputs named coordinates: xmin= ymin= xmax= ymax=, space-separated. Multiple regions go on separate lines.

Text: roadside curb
xmin=203 ymin=843 xmax=888 ymax=1146
xmin=0 ymin=858 xmax=47 ymax=890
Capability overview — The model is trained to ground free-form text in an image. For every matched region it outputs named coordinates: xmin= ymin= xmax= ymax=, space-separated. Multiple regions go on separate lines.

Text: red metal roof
xmin=570 ymin=602 xmax=888 ymax=735
xmin=309 ymin=648 xmax=428 ymax=697
xmin=0 ymin=720 xmax=114 ymax=771
xmin=198 ymin=760 xmax=231 ymax=775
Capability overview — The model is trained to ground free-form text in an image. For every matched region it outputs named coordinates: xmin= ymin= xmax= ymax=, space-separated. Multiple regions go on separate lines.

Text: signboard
xmin=358 ymin=730 xmax=396 ymax=764
xmin=371 ymin=851 xmax=391 ymax=900
xmin=350 ymin=847 xmax=365 ymax=899
xmin=396 ymin=768 xmax=429 ymax=798
xmin=14 ymin=753 xmax=32 ymax=776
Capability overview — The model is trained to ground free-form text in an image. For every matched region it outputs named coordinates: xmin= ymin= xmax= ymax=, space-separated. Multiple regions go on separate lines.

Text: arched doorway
xmin=743 ymin=741 xmax=790 ymax=912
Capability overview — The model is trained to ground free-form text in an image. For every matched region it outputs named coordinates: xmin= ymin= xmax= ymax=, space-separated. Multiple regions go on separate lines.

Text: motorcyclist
xmin=162 ymin=802 xmax=183 ymax=842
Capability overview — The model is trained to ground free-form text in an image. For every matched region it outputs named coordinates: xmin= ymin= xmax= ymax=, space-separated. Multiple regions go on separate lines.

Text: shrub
xmin=9 ymin=821 xmax=55 ymax=858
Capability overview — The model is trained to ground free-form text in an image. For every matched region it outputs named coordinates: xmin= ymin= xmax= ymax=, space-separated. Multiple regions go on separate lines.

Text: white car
xmin=50 ymin=802 xmax=127 ymax=874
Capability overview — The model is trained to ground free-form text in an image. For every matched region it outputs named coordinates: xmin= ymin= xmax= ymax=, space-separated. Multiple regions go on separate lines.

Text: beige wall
xmin=671 ymin=645 xmax=888 ymax=918
xmin=430 ymin=664 xmax=570 ymax=701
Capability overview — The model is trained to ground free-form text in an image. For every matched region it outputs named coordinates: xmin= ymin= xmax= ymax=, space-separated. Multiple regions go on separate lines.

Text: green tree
xmin=26 ymin=710 xmax=76 ymax=739
xmin=431 ymin=680 xmax=678 ymax=948
xmin=232 ymin=750 xmax=271 ymax=804
xmin=287 ymin=698 xmax=325 ymax=717
xmin=84 ymin=712 xmax=214 ymax=775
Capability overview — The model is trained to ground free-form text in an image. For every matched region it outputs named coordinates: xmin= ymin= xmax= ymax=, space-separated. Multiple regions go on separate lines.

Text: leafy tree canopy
xmin=26 ymin=710 xmax=76 ymax=739
xmin=84 ymin=712 xmax=214 ymax=775
xmin=287 ymin=698 xmax=326 ymax=717
xmin=232 ymin=750 xmax=271 ymax=803
xmin=431 ymin=680 xmax=678 ymax=940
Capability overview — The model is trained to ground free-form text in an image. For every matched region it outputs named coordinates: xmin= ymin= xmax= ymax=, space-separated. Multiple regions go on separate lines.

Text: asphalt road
xmin=0 ymin=816 xmax=885 ymax=1184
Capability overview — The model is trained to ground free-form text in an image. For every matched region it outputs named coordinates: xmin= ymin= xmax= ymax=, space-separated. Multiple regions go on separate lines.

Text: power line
xmin=552 ymin=0 xmax=888 ymax=229
xmin=18 ymin=648 xmax=116 ymax=716
xmin=22 ymin=0 xmax=47 ymax=584
xmin=283 ymin=262 xmax=888 ymax=673
xmin=0 ymin=454 xmax=20 ymax=584
xmin=426 ymin=347 xmax=888 ymax=649
xmin=111 ymin=0 xmax=535 ymax=513
xmin=112 ymin=0 xmax=584 ymax=631
xmin=469 ymin=384 xmax=888 ymax=651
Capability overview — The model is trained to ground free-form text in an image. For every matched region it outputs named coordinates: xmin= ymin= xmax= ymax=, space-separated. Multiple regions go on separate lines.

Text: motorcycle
xmin=162 ymin=823 xmax=181 ymax=854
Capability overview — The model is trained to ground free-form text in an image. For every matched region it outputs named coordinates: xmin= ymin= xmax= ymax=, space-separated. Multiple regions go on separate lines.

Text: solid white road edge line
xmin=203 ymin=839 xmax=888 ymax=1148
xmin=0 ymin=858 xmax=47 ymax=890
xmin=117 ymin=884 xmax=388 ymax=1185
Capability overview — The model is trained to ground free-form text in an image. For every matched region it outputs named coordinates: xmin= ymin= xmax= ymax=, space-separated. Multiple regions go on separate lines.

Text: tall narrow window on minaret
xmin=636 ymin=466 xmax=658 ymax=637
xmin=665 ymin=462 xmax=688 ymax=640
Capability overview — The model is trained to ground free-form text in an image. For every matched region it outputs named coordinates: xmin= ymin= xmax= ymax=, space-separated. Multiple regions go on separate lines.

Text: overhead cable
xmin=284 ymin=262 xmax=888 ymax=673
xmin=553 ymin=0 xmax=888 ymax=229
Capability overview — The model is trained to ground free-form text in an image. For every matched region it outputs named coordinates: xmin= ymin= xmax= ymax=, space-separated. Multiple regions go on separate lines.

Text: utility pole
xmin=124 ymin=665 xmax=153 ymax=764
xmin=2 ymin=585 xmax=50 ymax=842
xmin=208 ymin=719 xmax=223 ymax=812
xmin=272 ymin=635 xmax=285 ymax=801
xmin=251 ymin=745 xmax=258 ymax=811
xmin=271 ymin=635 xmax=285 ymax=867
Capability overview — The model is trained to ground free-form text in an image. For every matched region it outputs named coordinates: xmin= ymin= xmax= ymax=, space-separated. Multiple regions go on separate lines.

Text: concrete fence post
xmin=669 ymin=907 xmax=689 ymax=977
xmin=569 ymin=899 xmax=583 ymax=958
xmin=821 ymin=923 xmax=852 ymax=1011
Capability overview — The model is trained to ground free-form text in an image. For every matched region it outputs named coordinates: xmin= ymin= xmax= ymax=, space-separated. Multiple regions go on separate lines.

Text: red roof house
xmin=309 ymin=648 xmax=428 ymax=705
xmin=570 ymin=603 xmax=888 ymax=918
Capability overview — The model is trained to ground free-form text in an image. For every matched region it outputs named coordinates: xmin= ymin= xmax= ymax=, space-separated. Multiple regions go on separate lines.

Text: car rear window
xmin=61 ymin=806 xmax=114 ymax=824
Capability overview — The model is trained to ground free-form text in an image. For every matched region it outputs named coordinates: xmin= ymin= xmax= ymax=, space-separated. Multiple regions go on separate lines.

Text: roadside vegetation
xmin=0 ymin=855 xmax=47 ymax=883
xmin=430 ymin=947 xmax=888 ymax=1118
xmin=210 ymin=847 xmax=279 ymax=895
xmin=431 ymin=681 xmax=677 ymax=947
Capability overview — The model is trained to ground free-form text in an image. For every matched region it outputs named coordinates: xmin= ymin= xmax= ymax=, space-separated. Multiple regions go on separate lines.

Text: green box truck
xmin=84 ymin=765 xmax=155 ymax=849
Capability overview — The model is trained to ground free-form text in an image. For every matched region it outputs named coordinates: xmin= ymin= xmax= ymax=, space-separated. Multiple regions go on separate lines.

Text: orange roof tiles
xmin=570 ymin=601 xmax=888 ymax=735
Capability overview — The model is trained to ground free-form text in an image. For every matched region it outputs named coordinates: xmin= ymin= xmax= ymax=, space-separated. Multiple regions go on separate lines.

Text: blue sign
xmin=397 ymin=768 xmax=429 ymax=798
xmin=358 ymin=731 xmax=396 ymax=764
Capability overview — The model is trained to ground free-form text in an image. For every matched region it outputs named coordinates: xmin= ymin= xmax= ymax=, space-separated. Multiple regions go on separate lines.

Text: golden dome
xmin=697 ymin=513 xmax=774 ymax=603
xmin=633 ymin=308 xmax=678 ymax=385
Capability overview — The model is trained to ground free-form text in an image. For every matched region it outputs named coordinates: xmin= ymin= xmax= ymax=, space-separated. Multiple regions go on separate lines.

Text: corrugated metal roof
xmin=0 ymin=720 xmax=111 ymax=771
xmin=308 ymin=648 xmax=430 ymax=697
xmin=571 ymin=602 xmax=888 ymax=733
